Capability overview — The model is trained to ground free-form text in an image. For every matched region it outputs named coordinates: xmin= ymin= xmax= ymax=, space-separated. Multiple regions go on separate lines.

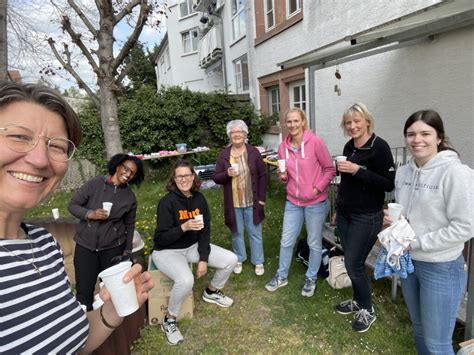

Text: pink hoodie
xmin=278 ymin=130 xmax=336 ymax=206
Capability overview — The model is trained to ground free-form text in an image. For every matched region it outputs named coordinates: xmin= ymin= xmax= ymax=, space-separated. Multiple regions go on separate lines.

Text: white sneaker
xmin=233 ymin=262 xmax=242 ymax=274
xmin=161 ymin=317 xmax=184 ymax=345
xmin=255 ymin=264 xmax=264 ymax=276
xmin=202 ymin=289 xmax=234 ymax=308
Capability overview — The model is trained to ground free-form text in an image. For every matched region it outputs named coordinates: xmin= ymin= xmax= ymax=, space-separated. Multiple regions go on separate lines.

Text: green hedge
xmin=76 ymin=85 xmax=269 ymax=169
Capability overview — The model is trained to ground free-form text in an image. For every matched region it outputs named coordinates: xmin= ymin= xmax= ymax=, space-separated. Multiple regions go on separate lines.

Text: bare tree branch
xmin=115 ymin=62 xmax=133 ymax=85
xmin=111 ymin=1 xmax=151 ymax=75
xmin=114 ymin=0 xmax=142 ymax=24
xmin=60 ymin=14 xmax=100 ymax=75
xmin=47 ymin=37 xmax=99 ymax=107
xmin=67 ymin=0 xmax=98 ymax=37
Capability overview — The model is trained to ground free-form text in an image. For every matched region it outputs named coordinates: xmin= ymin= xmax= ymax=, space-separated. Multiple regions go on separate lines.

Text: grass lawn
xmin=27 ymin=170 xmax=426 ymax=353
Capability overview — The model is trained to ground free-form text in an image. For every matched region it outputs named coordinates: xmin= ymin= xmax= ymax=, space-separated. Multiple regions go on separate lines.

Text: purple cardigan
xmin=213 ymin=144 xmax=267 ymax=233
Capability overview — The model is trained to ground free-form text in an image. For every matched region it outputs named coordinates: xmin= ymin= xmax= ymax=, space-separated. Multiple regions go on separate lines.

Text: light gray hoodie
xmin=395 ymin=150 xmax=473 ymax=262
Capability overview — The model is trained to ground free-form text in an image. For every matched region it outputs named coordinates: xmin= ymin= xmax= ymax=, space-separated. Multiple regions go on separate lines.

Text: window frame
xmin=181 ymin=28 xmax=199 ymax=54
xmin=231 ymin=0 xmax=246 ymax=41
xmin=267 ymin=86 xmax=280 ymax=115
xmin=264 ymin=0 xmax=275 ymax=31
xmin=234 ymin=54 xmax=249 ymax=93
xmin=289 ymin=80 xmax=306 ymax=111
xmin=179 ymin=0 xmax=194 ymax=18
xmin=286 ymin=0 xmax=302 ymax=19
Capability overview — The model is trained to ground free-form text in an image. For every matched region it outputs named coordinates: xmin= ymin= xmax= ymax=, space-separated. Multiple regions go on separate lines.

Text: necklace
xmin=0 ymin=229 xmax=42 ymax=275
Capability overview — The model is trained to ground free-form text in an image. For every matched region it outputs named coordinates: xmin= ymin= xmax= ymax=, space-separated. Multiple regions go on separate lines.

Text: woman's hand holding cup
xmin=181 ymin=218 xmax=204 ymax=232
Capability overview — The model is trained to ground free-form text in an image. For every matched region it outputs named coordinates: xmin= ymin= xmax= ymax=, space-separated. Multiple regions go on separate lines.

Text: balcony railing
xmin=199 ymin=25 xmax=223 ymax=68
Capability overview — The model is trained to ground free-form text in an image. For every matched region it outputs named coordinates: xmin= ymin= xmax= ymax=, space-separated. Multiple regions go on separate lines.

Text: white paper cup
xmin=102 ymin=202 xmax=113 ymax=216
xmin=52 ymin=208 xmax=59 ymax=220
xmin=335 ymin=155 xmax=347 ymax=161
xmin=98 ymin=261 xmax=138 ymax=317
xmin=388 ymin=203 xmax=403 ymax=222
xmin=231 ymin=163 xmax=240 ymax=175
xmin=278 ymin=159 xmax=286 ymax=173
xmin=194 ymin=214 xmax=204 ymax=229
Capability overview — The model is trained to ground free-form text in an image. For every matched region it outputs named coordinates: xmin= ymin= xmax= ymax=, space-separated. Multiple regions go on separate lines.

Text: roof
xmin=278 ymin=0 xmax=474 ymax=70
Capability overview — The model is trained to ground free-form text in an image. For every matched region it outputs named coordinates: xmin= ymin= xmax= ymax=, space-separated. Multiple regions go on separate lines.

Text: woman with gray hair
xmin=213 ymin=119 xmax=267 ymax=276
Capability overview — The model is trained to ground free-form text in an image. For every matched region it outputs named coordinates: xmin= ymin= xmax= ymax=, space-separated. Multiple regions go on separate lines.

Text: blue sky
xmin=8 ymin=0 xmax=166 ymax=92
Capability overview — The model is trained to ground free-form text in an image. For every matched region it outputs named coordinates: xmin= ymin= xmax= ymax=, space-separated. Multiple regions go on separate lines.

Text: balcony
xmin=198 ymin=25 xmax=223 ymax=68
xmin=193 ymin=0 xmax=224 ymax=13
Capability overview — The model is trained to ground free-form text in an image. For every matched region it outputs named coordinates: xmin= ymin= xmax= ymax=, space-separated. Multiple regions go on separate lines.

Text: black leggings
xmin=74 ymin=243 xmax=125 ymax=311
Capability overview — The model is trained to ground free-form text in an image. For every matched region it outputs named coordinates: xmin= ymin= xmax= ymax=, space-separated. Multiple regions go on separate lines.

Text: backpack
xmin=326 ymin=256 xmax=352 ymax=289
xmin=295 ymin=238 xmax=329 ymax=279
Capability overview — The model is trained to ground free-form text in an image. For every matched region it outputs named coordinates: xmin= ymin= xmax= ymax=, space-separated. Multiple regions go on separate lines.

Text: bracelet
xmin=100 ymin=305 xmax=120 ymax=329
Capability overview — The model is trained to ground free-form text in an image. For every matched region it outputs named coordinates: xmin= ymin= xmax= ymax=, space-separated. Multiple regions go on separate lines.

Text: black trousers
xmin=74 ymin=243 xmax=125 ymax=311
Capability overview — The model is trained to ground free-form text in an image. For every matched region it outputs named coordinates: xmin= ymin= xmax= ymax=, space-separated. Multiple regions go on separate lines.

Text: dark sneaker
xmin=352 ymin=307 xmax=376 ymax=333
xmin=202 ymin=289 xmax=234 ymax=308
xmin=301 ymin=278 xmax=317 ymax=297
xmin=161 ymin=317 xmax=184 ymax=345
xmin=335 ymin=299 xmax=360 ymax=315
xmin=265 ymin=274 xmax=288 ymax=292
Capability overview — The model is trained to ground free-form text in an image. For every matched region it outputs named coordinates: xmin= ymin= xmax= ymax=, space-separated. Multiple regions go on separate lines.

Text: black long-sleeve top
xmin=153 ymin=190 xmax=211 ymax=262
xmin=336 ymin=134 xmax=395 ymax=214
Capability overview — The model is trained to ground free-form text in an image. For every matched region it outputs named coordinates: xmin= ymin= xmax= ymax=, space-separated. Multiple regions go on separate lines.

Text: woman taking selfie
xmin=0 ymin=81 xmax=152 ymax=354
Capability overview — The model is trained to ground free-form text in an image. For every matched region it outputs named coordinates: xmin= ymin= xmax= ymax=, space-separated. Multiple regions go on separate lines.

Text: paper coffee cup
xmin=52 ymin=208 xmax=59 ymax=220
xmin=102 ymin=202 xmax=113 ymax=216
xmin=278 ymin=159 xmax=286 ymax=173
xmin=98 ymin=261 xmax=138 ymax=317
xmin=231 ymin=163 xmax=239 ymax=174
xmin=194 ymin=214 xmax=204 ymax=230
xmin=335 ymin=155 xmax=347 ymax=161
xmin=387 ymin=203 xmax=403 ymax=222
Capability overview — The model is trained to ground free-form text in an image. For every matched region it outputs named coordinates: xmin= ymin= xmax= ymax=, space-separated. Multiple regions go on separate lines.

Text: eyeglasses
xmin=230 ymin=130 xmax=246 ymax=135
xmin=0 ymin=125 xmax=75 ymax=162
xmin=121 ymin=163 xmax=137 ymax=176
xmin=174 ymin=173 xmax=194 ymax=181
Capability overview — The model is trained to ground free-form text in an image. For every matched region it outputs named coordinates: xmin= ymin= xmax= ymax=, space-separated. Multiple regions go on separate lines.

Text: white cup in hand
xmin=278 ymin=159 xmax=286 ymax=173
xmin=102 ymin=202 xmax=113 ymax=217
xmin=98 ymin=261 xmax=138 ymax=317
xmin=194 ymin=214 xmax=204 ymax=230
xmin=231 ymin=163 xmax=239 ymax=175
xmin=387 ymin=203 xmax=403 ymax=223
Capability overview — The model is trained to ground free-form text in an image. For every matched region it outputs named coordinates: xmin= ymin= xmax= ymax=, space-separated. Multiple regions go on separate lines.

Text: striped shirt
xmin=230 ymin=152 xmax=253 ymax=208
xmin=0 ymin=224 xmax=89 ymax=354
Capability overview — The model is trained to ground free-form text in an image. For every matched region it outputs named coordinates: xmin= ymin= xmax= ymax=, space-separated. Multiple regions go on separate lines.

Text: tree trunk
xmin=0 ymin=0 xmax=7 ymax=80
xmin=99 ymin=83 xmax=124 ymax=159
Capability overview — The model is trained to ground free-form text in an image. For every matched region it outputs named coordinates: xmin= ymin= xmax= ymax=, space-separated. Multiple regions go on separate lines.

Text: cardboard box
xmin=148 ymin=257 xmax=194 ymax=325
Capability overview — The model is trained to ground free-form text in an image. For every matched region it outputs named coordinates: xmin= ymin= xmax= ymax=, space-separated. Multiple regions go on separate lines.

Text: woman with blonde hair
xmin=265 ymin=108 xmax=335 ymax=297
xmin=334 ymin=102 xmax=395 ymax=333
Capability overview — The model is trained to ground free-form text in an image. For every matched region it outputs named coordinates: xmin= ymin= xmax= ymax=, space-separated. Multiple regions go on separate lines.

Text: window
xmin=179 ymin=0 xmax=194 ymax=18
xmin=234 ymin=55 xmax=249 ymax=93
xmin=289 ymin=81 xmax=306 ymax=111
xmin=231 ymin=0 xmax=246 ymax=40
xmin=264 ymin=0 xmax=275 ymax=30
xmin=287 ymin=0 xmax=302 ymax=18
xmin=181 ymin=29 xmax=198 ymax=54
xmin=268 ymin=86 xmax=280 ymax=115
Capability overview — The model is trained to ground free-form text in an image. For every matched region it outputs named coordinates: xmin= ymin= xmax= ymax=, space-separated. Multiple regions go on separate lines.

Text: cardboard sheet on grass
xmin=147 ymin=257 xmax=194 ymax=325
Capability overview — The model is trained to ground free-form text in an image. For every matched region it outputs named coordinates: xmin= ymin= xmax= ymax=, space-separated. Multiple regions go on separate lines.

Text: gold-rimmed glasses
xmin=0 ymin=125 xmax=75 ymax=162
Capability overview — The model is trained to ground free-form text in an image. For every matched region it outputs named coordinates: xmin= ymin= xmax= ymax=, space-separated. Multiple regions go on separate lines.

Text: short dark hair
xmin=0 ymin=81 xmax=82 ymax=147
xmin=107 ymin=153 xmax=145 ymax=186
xmin=166 ymin=159 xmax=201 ymax=193
xmin=404 ymin=110 xmax=457 ymax=154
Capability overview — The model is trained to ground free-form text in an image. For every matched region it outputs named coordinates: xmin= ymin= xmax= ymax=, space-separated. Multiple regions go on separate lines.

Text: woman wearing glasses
xmin=213 ymin=119 xmax=267 ymax=276
xmin=0 ymin=81 xmax=152 ymax=354
xmin=68 ymin=153 xmax=145 ymax=311
xmin=152 ymin=160 xmax=237 ymax=345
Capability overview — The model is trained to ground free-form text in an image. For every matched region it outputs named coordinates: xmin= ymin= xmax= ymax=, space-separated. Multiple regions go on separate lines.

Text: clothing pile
xmin=374 ymin=217 xmax=416 ymax=280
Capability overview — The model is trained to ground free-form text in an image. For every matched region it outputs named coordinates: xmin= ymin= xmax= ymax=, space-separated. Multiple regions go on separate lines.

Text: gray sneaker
xmin=161 ymin=317 xmax=184 ymax=345
xmin=335 ymin=299 xmax=361 ymax=315
xmin=352 ymin=307 xmax=376 ymax=333
xmin=265 ymin=274 xmax=288 ymax=292
xmin=202 ymin=289 xmax=234 ymax=308
xmin=301 ymin=278 xmax=316 ymax=297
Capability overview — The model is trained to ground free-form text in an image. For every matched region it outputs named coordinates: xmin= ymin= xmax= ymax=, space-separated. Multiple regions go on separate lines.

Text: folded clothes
xmin=374 ymin=246 xmax=414 ymax=280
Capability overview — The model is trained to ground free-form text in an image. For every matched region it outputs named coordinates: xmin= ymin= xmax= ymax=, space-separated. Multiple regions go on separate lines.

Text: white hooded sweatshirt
xmin=395 ymin=150 xmax=473 ymax=262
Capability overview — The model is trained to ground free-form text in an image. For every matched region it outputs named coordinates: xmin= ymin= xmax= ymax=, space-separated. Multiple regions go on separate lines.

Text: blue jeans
xmin=277 ymin=199 xmax=329 ymax=280
xmin=401 ymin=255 xmax=467 ymax=355
xmin=336 ymin=210 xmax=383 ymax=310
xmin=232 ymin=206 xmax=264 ymax=265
